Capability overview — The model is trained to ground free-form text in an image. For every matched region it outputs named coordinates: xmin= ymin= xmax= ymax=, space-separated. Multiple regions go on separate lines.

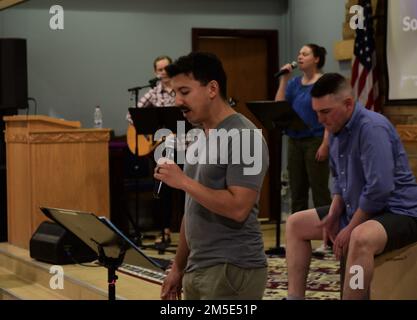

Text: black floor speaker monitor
xmin=30 ymin=221 xmax=97 ymax=265
xmin=0 ymin=38 xmax=28 ymax=109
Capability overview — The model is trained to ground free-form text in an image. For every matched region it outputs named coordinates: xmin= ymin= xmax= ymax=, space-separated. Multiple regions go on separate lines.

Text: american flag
xmin=351 ymin=0 xmax=380 ymax=111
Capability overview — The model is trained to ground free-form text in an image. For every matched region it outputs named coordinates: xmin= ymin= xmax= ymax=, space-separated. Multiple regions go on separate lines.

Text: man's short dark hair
xmin=165 ymin=52 xmax=227 ymax=100
xmin=311 ymin=73 xmax=350 ymax=98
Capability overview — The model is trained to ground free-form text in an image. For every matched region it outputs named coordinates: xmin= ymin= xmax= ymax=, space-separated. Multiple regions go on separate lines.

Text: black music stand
xmin=125 ymin=83 xmax=156 ymax=245
xmin=40 ymin=206 xmax=165 ymax=300
xmin=247 ymin=101 xmax=307 ymax=256
xmin=128 ymin=107 xmax=191 ymax=254
xmin=128 ymin=107 xmax=193 ymax=136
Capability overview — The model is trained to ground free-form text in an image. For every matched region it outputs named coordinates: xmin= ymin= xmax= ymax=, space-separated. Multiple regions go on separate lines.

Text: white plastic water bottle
xmin=94 ymin=106 xmax=103 ymax=128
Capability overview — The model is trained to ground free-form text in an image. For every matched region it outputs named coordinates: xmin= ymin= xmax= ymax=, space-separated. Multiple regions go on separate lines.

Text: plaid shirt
xmin=126 ymin=82 xmax=175 ymax=123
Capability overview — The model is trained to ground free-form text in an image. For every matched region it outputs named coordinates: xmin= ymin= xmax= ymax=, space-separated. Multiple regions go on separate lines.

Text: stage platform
xmin=0 ymin=242 xmax=162 ymax=300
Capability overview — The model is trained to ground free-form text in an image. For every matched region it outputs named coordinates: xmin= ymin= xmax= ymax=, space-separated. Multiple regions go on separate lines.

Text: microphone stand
xmin=128 ymin=84 xmax=151 ymax=94
xmin=126 ymin=84 xmax=151 ymax=247
xmin=127 ymin=77 xmax=158 ymax=94
xmin=126 ymin=80 xmax=162 ymax=249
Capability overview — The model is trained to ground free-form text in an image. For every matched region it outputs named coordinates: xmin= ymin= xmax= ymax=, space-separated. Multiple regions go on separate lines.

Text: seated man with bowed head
xmin=285 ymin=73 xmax=417 ymax=300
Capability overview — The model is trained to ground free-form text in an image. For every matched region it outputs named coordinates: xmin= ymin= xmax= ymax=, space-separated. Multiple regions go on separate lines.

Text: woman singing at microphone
xmin=275 ymin=44 xmax=331 ymax=252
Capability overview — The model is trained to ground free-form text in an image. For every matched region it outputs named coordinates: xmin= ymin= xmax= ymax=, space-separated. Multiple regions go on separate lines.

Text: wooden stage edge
xmin=0 ymin=242 xmax=161 ymax=300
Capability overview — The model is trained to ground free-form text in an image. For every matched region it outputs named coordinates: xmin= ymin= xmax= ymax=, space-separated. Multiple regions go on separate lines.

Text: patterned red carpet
xmin=264 ymin=253 xmax=341 ymax=300
xmin=145 ymin=252 xmax=340 ymax=300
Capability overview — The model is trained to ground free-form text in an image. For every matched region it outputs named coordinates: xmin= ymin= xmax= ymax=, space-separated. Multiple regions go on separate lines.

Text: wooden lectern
xmin=3 ymin=115 xmax=111 ymax=249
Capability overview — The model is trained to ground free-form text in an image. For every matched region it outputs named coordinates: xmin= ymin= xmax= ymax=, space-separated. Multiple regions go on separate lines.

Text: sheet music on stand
xmin=40 ymin=207 xmax=167 ymax=299
xmin=246 ymin=100 xmax=307 ymax=131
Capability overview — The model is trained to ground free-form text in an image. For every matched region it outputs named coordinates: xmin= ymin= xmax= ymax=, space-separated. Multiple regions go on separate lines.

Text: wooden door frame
xmin=192 ymin=28 xmax=283 ymax=228
xmin=192 ymin=28 xmax=279 ymax=99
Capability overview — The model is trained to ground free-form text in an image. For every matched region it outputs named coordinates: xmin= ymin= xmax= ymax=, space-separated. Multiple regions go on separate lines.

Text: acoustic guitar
xmin=126 ymin=124 xmax=160 ymax=156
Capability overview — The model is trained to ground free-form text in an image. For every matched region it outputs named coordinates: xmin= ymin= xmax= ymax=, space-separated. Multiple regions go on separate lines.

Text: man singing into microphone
xmin=155 ymin=52 xmax=269 ymax=300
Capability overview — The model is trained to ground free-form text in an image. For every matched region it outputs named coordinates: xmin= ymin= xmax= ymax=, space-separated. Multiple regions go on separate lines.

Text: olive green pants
xmin=183 ymin=263 xmax=267 ymax=300
xmin=288 ymin=136 xmax=331 ymax=213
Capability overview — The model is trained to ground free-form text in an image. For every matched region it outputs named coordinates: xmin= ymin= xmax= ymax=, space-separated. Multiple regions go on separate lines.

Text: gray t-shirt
xmin=183 ymin=113 xmax=269 ymax=272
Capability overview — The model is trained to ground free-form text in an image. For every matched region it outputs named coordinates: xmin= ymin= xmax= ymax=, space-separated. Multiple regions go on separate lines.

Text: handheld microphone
xmin=274 ymin=61 xmax=298 ymax=78
xmin=154 ymin=134 xmax=176 ymax=199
